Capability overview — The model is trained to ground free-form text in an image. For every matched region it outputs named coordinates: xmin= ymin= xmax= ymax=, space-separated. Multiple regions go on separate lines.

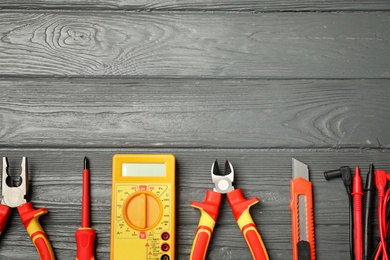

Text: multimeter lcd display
xmin=122 ymin=163 xmax=166 ymax=177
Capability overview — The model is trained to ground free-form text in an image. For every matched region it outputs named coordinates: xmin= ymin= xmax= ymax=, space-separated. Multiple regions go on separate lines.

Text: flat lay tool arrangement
xmin=0 ymin=155 xmax=389 ymax=260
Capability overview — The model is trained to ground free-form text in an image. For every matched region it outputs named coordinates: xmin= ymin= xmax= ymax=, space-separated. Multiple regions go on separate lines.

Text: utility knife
xmin=290 ymin=158 xmax=316 ymax=260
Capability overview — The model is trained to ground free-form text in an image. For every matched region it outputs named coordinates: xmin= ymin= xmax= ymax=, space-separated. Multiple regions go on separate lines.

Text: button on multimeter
xmin=110 ymin=154 xmax=175 ymax=260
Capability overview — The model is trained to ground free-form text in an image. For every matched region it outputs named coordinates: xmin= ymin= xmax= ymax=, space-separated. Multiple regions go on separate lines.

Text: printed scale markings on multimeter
xmin=111 ymin=154 xmax=175 ymax=260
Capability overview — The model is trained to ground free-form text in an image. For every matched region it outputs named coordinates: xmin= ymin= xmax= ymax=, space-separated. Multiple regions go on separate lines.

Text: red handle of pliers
xmin=0 ymin=204 xmax=11 ymax=234
xmin=227 ymin=188 xmax=269 ymax=260
xmin=190 ymin=190 xmax=222 ymax=260
xmin=290 ymin=178 xmax=316 ymax=260
xmin=18 ymin=202 xmax=55 ymax=260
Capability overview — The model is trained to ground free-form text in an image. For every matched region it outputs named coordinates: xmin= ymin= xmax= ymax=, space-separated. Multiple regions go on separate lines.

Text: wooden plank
xmin=0 ymin=148 xmax=388 ymax=259
xmin=1 ymin=78 xmax=390 ymax=149
xmin=0 ymin=0 xmax=389 ymax=11
xmin=0 ymin=12 xmax=389 ymax=78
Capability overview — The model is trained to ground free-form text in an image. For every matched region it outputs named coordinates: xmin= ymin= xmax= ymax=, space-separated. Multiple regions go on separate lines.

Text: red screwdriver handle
xmin=18 ymin=202 xmax=55 ymax=260
xmin=190 ymin=190 xmax=221 ymax=260
xmin=76 ymin=228 xmax=96 ymax=260
xmin=227 ymin=188 xmax=269 ymax=260
xmin=0 ymin=204 xmax=11 ymax=235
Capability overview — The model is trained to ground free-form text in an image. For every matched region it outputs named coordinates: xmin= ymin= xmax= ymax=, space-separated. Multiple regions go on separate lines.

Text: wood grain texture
xmin=1 ymin=78 xmax=390 ymax=149
xmin=0 ymin=0 xmax=389 ymax=11
xmin=0 ymin=12 xmax=389 ymax=78
xmin=0 ymin=148 xmax=388 ymax=259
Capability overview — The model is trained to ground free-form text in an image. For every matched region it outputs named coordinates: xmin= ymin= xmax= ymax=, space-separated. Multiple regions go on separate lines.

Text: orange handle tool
xmin=227 ymin=188 xmax=269 ymax=260
xmin=18 ymin=202 xmax=55 ymax=260
xmin=190 ymin=190 xmax=222 ymax=260
xmin=290 ymin=177 xmax=316 ymax=260
xmin=76 ymin=158 xmax=96 ymax=260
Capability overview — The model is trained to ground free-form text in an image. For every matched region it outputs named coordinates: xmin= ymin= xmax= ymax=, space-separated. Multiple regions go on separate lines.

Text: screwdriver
xmin=75 ymin=157 xmax=96 ymax=260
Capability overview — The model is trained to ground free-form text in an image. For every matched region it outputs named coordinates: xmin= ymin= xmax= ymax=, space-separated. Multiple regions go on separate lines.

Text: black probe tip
xmin=84 ymin=156 xmax=89 ymax=170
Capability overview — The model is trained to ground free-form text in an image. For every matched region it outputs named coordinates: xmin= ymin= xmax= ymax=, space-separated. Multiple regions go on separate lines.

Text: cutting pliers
xmin=190 ymin=160 xmax=269 ymax=260
xmin=0 ymin=157 xmax=55 ymax=260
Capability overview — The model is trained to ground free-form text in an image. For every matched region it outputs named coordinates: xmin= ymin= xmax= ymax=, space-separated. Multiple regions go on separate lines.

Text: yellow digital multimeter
xmin=110 ymin=154 xmax=175 ymax=260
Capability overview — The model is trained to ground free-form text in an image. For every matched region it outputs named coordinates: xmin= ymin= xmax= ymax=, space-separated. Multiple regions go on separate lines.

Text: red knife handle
xmin=290 ymin=178 xmax=316 ymax=260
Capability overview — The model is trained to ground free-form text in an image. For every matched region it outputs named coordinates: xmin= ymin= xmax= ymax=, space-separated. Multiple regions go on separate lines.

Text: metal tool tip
xmin=84 ymin=156 xmax=89 ymax=169
xmin=212 ymin=159 xmax=220 ymax=176
xmin=292 ymin=158 xmax=309 ymax=180
xmin=3 ymin=157 xmax=7 ymax=167
xmin=224 ymin=160 xmax=233 ymax=176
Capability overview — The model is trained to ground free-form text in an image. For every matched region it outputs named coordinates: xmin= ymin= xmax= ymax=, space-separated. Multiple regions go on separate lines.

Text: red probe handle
xmin=190 ymin=190 xmax=222 ymax=260
xmin=352 ymin=167 xmax=363 ymax=260
xmin=0 ymin=204 xmax=11 ymax=234
xmin=76 ymin=228 xmax=96 ymax=260
xmin=18 ymin=202 xmax=55 ymax=260
xmin=290 ymin=178 xmax=316 ymax=260
xmin=227 ymin=188 xmax=269 ymax=260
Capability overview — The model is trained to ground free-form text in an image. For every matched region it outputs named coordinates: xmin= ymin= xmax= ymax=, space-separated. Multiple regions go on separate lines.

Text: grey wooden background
xmin=0 ymin=0 xmax=389 ymax=259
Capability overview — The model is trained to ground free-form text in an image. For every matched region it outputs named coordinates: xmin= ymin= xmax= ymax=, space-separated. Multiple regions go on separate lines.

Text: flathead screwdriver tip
xmin=84 ymin=156 xmax=89 ymax=170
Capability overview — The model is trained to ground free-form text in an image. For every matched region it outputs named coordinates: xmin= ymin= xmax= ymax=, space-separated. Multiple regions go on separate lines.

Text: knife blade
xmin=290 ymin=158 xmax=316 ymax=260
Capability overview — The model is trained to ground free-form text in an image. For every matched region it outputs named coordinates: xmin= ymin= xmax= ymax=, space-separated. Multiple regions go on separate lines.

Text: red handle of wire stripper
xmin=227 ymin=188 xmax=269 ymax=260
xmin=190 ymin=190 xmax=222 ymax=260
xmin=18 ymin=202 xmax=55 ymax=260
xmin=0 ymin=204 xmax=11 ymax=234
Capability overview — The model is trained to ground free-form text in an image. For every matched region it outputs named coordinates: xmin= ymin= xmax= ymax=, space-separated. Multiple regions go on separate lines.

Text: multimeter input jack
xmin=161 ymin=232 xmax=170 ymax=240
xmin=161 ymin=243 xmax=170 ymax=252
xmin=161 ymin=254 xmax=170 ymax=260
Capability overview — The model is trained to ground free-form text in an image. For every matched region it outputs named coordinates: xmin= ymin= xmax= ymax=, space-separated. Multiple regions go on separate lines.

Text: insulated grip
xmin=227 ymin=188 xmax=269 ymax=260
xmin=76 ymin=228 xmax=96 ymax=260
xmin=18 ymin=202 xmax=55 ymax=260
xmin=290 ymin=178 xmax=316 ymax=260
xmin=190 ymin=190 xmax=221 ymax=260
xmin=0 ymin=204 xmax=11 ymax=234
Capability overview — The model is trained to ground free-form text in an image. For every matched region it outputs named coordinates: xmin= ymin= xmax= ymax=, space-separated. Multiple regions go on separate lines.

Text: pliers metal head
xmin=1 ymin=157 xmax=28 ymax=208
xmin=211 ymin=159 xmax=234 ymax=193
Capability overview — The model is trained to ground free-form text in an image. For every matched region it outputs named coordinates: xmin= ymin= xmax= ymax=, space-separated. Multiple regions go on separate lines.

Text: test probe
xmin=324 ymin=166 xmax=353 ymax=260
